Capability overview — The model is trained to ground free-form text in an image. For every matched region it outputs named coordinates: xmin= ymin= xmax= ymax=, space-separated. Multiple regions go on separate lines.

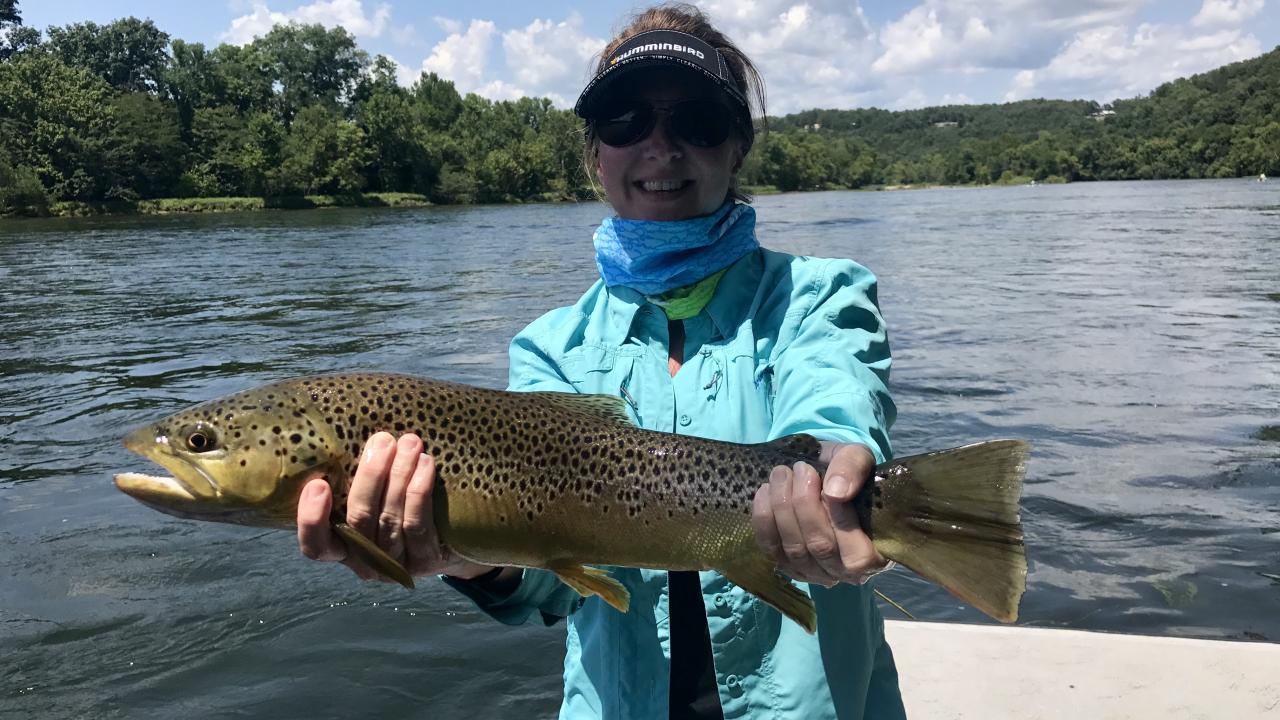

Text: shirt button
xmin=725 ymin=675 xmax=743 ymax=695
xmin=713 ymin=594 xmax=727 ymax=608
xmin=678 ymin=414 xmax=691 ymax=426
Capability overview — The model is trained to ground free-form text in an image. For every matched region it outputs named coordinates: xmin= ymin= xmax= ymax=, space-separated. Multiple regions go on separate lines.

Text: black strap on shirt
xmin=668 ymin=570 xmax=724 ymax=719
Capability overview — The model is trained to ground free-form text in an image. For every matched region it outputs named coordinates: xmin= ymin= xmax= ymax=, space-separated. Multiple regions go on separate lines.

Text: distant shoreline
xmin=3 ymin=175 xmax=1264 ymax=220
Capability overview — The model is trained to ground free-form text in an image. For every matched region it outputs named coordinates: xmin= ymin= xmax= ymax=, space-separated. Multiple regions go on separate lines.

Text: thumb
xmin=821 ymin=444 xmax=875 ymax=503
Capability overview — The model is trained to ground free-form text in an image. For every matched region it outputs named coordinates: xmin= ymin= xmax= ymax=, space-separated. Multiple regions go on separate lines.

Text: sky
xmin=20 ymin=1 xmax=1280 ymax=114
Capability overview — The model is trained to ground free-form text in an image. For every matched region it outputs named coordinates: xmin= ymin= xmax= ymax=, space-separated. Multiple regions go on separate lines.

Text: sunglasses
xmin=592 ymin=99 xmax=739 ymax=148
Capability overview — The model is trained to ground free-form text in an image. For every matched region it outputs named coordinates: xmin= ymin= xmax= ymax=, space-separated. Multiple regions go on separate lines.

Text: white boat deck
xmin=887 ymin=621 xmax=1280 ymax=719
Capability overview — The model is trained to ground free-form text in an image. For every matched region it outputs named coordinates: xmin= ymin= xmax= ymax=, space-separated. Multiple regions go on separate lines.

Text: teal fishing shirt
xmin=445 ymin=248 xmax=905 ymax=719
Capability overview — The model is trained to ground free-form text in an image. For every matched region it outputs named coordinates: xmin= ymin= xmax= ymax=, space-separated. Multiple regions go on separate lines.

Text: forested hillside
xmin=1 ymin=1 xmax=1277 ymax=214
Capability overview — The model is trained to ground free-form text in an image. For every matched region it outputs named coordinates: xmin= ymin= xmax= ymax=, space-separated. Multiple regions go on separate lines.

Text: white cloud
xmin=420 ymin=19 xmax=499 ymax=94
xmin=891 ymin=88 xmax=929 ymax=110
xmin=222 ymin=0 xmax=392 ymax=44
xmin=699 ymin=0 xmax=880 ymax=113
xmin=474 ymin=79 xmax=530 ymax=102
xmin=1004 ymin=22 xmax=1263 ymax=102
xmin=339 ymin=2 xmax=1274 ymax=113
xmin=872 ymin=0 xmax=1149 ymax=76
xmin=433 ymin=16 xmax=463 ymax=35
xmin=1191 ymin=0 xmax=1266 ymax=26
xmin=502 ymin=14 xmax=604 ymax=91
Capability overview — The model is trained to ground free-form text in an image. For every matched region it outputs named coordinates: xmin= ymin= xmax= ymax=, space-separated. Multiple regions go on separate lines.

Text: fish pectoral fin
xmin=332 ymin=521 xmax=415 ymax=590
xmin=546 ymin=561 xmax=631 ymax=613
xmin=720 ymin=554 xmax=817 ymax=634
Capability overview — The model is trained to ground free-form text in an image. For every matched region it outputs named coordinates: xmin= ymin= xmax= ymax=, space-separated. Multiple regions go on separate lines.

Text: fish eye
xmin=181 ymin=426 xmax=219 ymax=453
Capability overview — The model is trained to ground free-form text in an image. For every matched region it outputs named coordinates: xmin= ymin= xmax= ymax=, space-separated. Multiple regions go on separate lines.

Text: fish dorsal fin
xmin=761 ymin=433 xmax=823 ymax=463
xmin=527 ymin=391 xmax=635 ymax=426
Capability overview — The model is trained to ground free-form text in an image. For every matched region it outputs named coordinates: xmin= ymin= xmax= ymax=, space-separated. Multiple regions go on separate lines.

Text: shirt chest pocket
xmin=702 ymin=333 xmax=775 ymax=440
xmin=559 ymin=345 xmax=640 ymax=416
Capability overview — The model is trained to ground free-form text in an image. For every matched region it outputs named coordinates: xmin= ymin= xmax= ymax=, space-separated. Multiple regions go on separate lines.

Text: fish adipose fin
xmin=332 ymin=521 xmax=415 ymax=589
xmin=761 ymin=433 xmax=824 ymax=464
xmin=720 ymin=553 xmax=818 ymax=634
xmin=868 ymin=440 xmax=1029 ymax=623
xmin=547 ymin=560 xmax=632 ymax=613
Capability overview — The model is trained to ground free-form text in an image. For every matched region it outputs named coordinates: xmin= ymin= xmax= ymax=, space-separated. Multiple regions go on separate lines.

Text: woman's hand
xmin=750 ymin=442 xmax=890 ymax=586
xmin=296 ymin=431 xmax=495 ymax=581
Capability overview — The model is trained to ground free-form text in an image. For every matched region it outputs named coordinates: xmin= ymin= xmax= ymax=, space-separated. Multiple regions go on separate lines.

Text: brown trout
xmin=114 ymin=373 xmax=1029 ymax=630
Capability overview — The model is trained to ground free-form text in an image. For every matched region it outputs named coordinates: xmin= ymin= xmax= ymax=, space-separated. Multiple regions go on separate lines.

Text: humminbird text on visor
xmin=611 ymin=43 xmax=706 ymax=64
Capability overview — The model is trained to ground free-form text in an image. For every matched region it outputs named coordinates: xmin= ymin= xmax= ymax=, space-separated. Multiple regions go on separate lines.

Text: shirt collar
xmin=597 ymin=248 xmax=764 ymax=346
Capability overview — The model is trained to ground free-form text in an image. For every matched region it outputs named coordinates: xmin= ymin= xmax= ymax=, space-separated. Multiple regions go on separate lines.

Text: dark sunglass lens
xmin=595 ymin=106 xmax=655 ymax=147
xmin=671 ymin=101 xmax=732 ymax=147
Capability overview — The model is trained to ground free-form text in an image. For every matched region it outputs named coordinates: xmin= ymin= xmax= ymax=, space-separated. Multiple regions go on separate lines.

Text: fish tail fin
xmin=721 ymin=553 xmax=818 ymax=634
xmin=869 ymin=440 xmax=1029 ymax=623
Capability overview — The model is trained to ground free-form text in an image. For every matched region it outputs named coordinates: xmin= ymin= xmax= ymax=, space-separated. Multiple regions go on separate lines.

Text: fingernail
xmin=305 ymin=481 xmax=326 ymax=500
xmin=769 ymin=466 xmax=789 ymax=483
xmin=824 ymin=475 xmax=852 ymax=499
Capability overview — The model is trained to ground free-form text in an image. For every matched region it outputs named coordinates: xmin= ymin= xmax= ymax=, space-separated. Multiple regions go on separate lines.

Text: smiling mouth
xmin=637 ymin=180 xmax=691 ymax=192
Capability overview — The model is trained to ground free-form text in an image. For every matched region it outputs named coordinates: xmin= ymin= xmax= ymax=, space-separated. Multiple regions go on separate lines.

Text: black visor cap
xmin=575 ymin=29 xmax=753 ymax=147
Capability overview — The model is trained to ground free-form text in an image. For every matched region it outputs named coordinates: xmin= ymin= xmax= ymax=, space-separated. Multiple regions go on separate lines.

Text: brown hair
xmin=582 ymin=3 xmax=767 ymax=204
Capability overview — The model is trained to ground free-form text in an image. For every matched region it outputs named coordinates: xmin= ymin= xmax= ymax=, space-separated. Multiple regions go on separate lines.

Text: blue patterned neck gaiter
xmin=592 ymin=201 xmax=759 ymax=295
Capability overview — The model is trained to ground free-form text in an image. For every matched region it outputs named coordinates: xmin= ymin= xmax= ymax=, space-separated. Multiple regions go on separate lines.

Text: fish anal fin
xmin=547 ymin=560 xmax=631 ymax=613
xmin=527 ymin=392 xmax=635 ymax=426
xmin=332 ymin=521 xmax=415 ymax=589
xmin=720 ymin=553 xmax=817 ymax=634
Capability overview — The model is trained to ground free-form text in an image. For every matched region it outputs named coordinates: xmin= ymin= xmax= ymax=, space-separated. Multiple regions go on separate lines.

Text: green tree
xmin=183 ymin=105 xmax=251 ymax=196
xmin=0 ymin=0 xmax=22 ymax=60
xmin=164 ymin=39 xmax=212 ymax=141
xmin=253 ymin=23 xmax=367 ymax=123
xmin=278 ymin=104 xmax=371 ymax=194
xmin=411 ymin=72 xmax=464 ymax=131
xmin=102 ymin=93 xmax=185 ymax=199
xmin=0 ymin=52 xmax=115 ymax=200
xmin=206 ymin=43 xmax=273 ymax=115
xmin=46 ymin=18 xmax=170 ymax=93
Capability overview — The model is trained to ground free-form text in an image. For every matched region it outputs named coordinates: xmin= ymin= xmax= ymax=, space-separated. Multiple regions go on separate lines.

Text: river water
xmin=2 ymin=179 xmax=1278 ymax=718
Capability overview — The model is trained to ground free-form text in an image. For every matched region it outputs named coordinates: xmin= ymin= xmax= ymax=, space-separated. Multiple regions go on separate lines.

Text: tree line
xmin=1 ymin=2 xmax=1277 ymax=215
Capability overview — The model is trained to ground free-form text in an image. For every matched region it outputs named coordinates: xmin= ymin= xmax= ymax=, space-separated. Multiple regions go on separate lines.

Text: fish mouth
xmin=114 ymin=471 xmax=199 ymax=504
xmin=116 ymin=426 xmax=227 ymax=518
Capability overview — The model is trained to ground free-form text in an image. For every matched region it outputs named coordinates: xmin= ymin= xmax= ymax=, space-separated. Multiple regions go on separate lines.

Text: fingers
xmin=752 ymin=442 xmax=892 ymax=586
xmin=790 ymin=462 xmax=844 ymax=584
xmin=827 ymin=493 xmax=886 ymax=582
xmin=346 ymin=432 xmax=395 ymax=540
xmin=378 ymin=434 xmax=423 ymax=562
xmin=402 ymin=452 xmax=446 ymax=575
xmin=766 ymin=464 xmax=836 ymax=585
xmin=297 ymin=478 xmax=346 ymax=562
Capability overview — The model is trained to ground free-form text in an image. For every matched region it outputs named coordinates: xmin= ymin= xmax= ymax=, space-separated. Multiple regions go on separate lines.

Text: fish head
xmin=114 ymin=383 xmax=346 ymax=528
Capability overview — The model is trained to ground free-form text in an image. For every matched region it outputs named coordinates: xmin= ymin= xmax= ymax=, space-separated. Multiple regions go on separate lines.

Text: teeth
xmin=641 ymin=180 xmax=687 ymax=192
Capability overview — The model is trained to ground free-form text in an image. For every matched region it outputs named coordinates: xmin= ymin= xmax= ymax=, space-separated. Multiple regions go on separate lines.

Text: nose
xmin=638 ymin=113 xmax=683 ymax=160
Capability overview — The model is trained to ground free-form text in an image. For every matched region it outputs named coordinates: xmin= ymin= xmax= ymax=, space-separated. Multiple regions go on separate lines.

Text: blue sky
xmin=22 ymin=1 xmax=1280 ymax=113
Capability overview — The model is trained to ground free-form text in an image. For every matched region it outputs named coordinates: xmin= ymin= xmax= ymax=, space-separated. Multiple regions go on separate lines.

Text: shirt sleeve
xmin=437 ymin=311 xmax=587 ymax=626
xmin=768 ymin=258 xmax=896 ymax=463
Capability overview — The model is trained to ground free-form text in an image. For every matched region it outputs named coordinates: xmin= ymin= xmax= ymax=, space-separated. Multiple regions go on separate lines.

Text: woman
xmin=297 ymin=4 xmax=905 ymax=718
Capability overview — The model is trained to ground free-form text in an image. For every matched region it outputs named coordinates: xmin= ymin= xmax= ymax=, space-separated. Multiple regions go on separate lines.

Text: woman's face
xmin=594 ymin=69 xmax=745 ymax=221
